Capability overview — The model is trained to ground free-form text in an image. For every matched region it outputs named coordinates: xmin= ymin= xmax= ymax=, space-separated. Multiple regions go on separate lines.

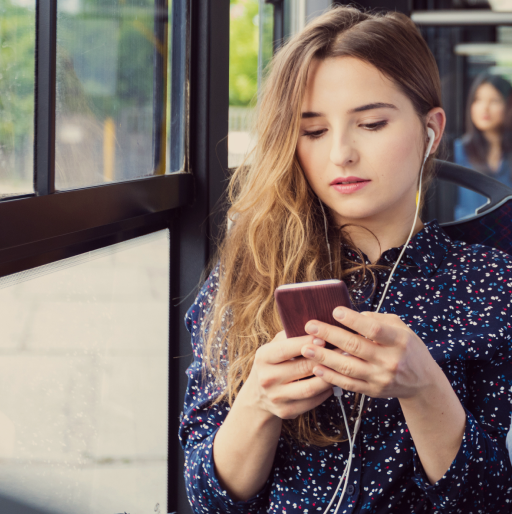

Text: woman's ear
xmin=426 ymin=108 xmax=446 ymax=154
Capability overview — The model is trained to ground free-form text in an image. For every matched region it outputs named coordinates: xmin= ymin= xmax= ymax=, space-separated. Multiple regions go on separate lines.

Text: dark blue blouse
xmin=179 ymin=219 xmax=512 ymax=513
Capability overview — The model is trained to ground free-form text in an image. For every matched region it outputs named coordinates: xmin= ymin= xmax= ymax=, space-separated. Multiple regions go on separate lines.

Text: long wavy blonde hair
xmin=201 ymin=6 xmax=442 ymax=447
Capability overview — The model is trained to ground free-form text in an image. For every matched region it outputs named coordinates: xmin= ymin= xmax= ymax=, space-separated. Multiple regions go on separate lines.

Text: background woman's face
xmin=296 ymin=56 xmax=427 ymax=227
xmin=470 ymin=82 xmax=506 ymax=133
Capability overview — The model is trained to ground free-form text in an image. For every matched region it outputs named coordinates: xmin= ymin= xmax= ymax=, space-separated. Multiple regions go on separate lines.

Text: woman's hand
xmin=300 ymin=307 xmax=439 ymax=400
xmin=244 ymin=331 xmax=334 ymax=420
xmin=300 ymin=307 xmax=467 ymax=485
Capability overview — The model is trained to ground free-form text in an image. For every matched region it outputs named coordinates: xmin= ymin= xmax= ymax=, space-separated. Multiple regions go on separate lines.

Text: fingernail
xmin=306 ymin=322 xmax=318 ymax=334
xmin=333 ymin=308 xmax=345 ymax=319
xmin=305 ymin=349 xmax=315 ymax=358
xmin=313 ymin=338 xmax=324 ymax=346
xmin=313 ymin=367 xmax=324 ymax=377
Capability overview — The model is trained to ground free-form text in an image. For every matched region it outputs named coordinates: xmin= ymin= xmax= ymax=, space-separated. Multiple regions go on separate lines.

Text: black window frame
xmin=0 ymin=1 xmax=230 ymax=513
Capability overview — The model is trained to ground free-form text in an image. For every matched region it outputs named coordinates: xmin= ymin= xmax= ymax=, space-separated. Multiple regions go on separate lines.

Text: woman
xmin=454 ymin=73 xmax=512 ymax=219
xmin=179 ymin=7 xmax=512 ymax=513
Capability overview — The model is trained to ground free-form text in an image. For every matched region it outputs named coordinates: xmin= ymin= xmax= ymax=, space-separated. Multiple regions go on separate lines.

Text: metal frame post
xmin=34 ymin=0 xmax=57 ymax=196
xmin=172 ymin=1 xmax=230 ymax=512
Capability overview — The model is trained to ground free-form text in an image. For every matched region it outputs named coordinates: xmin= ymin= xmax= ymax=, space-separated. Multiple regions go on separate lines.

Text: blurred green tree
xmin=230 ymin=0 xmax=259 ymax=106
xmin=0 ymin=0 xmax=261 ymax=156
xmin=0 ymin=3 xmax=35 ymax=153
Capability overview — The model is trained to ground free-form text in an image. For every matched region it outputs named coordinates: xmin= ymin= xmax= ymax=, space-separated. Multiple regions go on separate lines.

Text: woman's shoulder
xmin=453 ymin=136 xmax=465 ymax=148
xmin=185 ymin=262 xmax=221 ymax=336
xmin=440 ymin=240 xmax=512 ymax=350
xmin=448 ymin=238 xmax=512 ymax=274
xmin=455 ymin=133 xmax=472 ymax=147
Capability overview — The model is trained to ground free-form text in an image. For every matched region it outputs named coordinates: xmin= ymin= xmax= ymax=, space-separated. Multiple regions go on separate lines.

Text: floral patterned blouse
xmin=179 ymin=219 xmax=512 ymax=513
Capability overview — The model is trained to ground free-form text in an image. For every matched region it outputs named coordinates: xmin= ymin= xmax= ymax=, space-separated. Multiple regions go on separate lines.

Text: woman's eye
xmin=302 ymin=129 xmax=326 ymax=140
xmin=362 ymin=121 xmax=388 ymax=131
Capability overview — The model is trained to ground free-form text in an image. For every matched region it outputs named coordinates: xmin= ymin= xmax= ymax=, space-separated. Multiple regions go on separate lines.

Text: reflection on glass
xmin=454 ymin=73 xmax=512 ymax=219
xmin=0 ymin=230 xmax=169 ymax=513
xmin=56 ymin=1 xmax=169 ymax=190
xmin=0 ymin=0 xmax=35 ymax=197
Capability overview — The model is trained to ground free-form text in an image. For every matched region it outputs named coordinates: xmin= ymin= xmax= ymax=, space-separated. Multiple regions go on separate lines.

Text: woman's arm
xmin=212 ymin=380 xmax=282 ymax=502
xmin=300 ymin=306 xmax=512 ymax=512
xmin=180 ymin=267 xmax=275 ymax=513
xmin=180 ymin=368 xmax=279 ymax=514
xmin=212 ymin=330 xmax=334 ymax=502
xmin=406 ymin=338 xmax=512 ymax=513
xmin=398 ymin=363 xmax=466 ymax=484
xmin=300 ymin=309 xmax=467 ymax=481
xmin=180 ymin=266 xmax=333 ymax=512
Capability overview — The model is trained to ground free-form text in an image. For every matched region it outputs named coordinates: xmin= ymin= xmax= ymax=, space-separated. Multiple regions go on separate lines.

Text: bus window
xmin=228 ymin=0 xmax=259 ymax=169
xmin=55 ymin=1 xmax=170 ymax=189
xmin=0 ymin=1 xmax=35 ymax=198
xmin=0 ymin=1 xmax=190 ymax=512
xmin=0 ymin=230 xmax=170 ymax=513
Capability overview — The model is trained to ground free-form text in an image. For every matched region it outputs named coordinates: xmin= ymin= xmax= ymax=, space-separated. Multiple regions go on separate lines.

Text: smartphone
xmin=274 ymin=279 xmax=354 ymax=349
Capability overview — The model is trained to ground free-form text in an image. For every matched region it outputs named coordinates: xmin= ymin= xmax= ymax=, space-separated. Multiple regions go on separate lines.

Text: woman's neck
xmin=342 ymin=215 xmax=424 ymax=264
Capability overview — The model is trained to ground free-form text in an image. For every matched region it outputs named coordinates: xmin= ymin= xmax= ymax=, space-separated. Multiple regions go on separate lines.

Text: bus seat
xmin=437 ymin=159 xmax=512 ymax=255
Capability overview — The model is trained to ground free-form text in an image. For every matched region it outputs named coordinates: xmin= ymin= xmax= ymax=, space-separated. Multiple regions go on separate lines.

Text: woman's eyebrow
xmin=348 ymin=102 xmax=398 ymax=113
xmin=301 ymin=111 xmax=324 ymax=119
xmin=301 ymin=102 xmax=398 ymax=119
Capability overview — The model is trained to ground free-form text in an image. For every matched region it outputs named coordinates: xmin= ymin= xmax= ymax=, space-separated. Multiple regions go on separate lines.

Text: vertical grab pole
xmin=35 ymin=0 xmax=57 ymax=195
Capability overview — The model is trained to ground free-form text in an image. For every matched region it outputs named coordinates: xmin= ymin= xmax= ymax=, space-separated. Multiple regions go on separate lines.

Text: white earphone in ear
xmin=425 ymin=127 xmax=435 ymax=162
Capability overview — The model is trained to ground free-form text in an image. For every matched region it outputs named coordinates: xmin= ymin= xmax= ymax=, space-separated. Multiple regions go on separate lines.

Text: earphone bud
xmin=425 ymin=127 xmax=435 ymax=162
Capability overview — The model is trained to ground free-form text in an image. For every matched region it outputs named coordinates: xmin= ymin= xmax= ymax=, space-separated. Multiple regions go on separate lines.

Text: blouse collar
xmin=395 ymin=219 xmax=452 ymax=277
xmin=342 ymin=219 xmax=453 ymax=278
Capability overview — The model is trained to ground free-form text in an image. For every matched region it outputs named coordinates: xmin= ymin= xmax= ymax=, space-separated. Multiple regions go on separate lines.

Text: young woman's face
xmin=470 ymin=82 xmax=506 ymax=133
xmin=296 ymin=56 xmax=436 ymax=227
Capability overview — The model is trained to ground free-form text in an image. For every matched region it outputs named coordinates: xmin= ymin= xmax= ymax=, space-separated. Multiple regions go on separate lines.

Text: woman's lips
xmin=331 ymin=180 xmax=370 ymax=194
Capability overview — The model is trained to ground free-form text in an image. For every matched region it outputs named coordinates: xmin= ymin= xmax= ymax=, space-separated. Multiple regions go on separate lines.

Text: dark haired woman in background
xmin=455 ymin=73 xmax=512 ymax=219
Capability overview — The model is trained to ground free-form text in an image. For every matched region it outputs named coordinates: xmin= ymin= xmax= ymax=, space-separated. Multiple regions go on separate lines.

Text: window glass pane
xmin=56 ymin=1 xmax=169 ymax=189
xmin=228 ymin=0 xmax=329 ymax=170
xmin=228 ymin=0 xmax=259 ymax=169
xmin=0 ymin=230 xmax=169 ymax=513
xmin=0 ymin=0 xmax=35 ymax=197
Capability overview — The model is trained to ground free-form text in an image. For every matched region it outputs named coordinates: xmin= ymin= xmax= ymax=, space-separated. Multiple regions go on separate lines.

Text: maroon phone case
xmin=274 ymin=280 xmax=354 ymax=347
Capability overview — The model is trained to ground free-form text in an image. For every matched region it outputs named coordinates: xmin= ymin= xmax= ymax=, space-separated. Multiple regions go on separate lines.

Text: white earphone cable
xmin=319 ymin=200 xmax=333 ymax=273
xmin=321 ymin=128 xmax=434 ymax=513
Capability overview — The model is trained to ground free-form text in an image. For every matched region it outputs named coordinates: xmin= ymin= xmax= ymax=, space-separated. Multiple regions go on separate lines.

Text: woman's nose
xmin=330 ymin=137 xmax=358 ymax=167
